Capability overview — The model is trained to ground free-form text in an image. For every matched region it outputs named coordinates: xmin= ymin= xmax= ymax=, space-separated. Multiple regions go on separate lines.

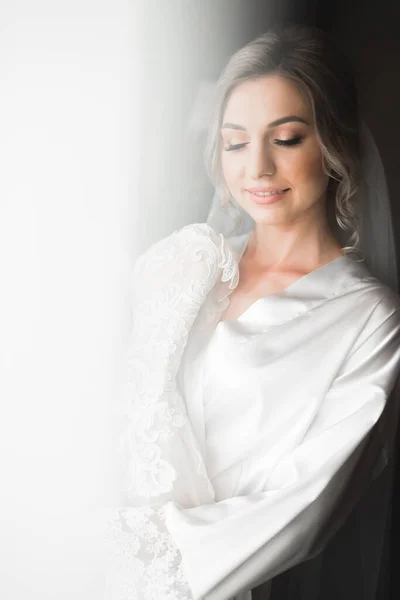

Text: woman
xmin=108 ymin=25 xmax=400 ymax=600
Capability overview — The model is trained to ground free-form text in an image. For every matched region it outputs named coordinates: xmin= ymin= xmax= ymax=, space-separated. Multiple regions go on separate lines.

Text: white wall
xmin=0 ymin=2 xmax=139 ymax=598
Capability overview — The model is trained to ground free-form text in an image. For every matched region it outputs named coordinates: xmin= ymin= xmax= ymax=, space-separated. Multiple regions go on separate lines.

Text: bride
xmin=107 ymin=25 xmax=400 ymax=600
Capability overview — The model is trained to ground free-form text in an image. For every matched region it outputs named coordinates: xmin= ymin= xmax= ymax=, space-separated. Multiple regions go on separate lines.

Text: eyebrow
xmin=221 ymin=115 xmax=308 ymax=131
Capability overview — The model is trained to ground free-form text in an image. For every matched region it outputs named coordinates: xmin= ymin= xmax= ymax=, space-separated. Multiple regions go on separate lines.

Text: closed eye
xmin=224 ymin=137 xmax=303 ymax=151
xmin=274 ymin=137 xmax=302 ymax=147
xmin=223 ymin=142 xmax=248 ymax=151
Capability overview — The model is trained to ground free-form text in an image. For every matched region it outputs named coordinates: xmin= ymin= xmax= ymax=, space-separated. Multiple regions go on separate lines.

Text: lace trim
xmin=105 ymin=506 xmax=193 ymax=600
xmin=106 ymin=224 xmax=239 ymax=599
xmin=120 ymin=223 xmax=238 ymax=502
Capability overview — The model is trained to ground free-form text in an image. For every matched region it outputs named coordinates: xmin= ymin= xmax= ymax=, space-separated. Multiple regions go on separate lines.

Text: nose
xmin=247 ymin=140 xmax=276 ymax=178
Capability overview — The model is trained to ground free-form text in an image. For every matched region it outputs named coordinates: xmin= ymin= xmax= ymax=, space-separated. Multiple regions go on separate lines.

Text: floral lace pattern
xmin=105 ymin=506 xmax=193 ymax=600
xmin=120 ymin=223 xmax=238 ymax=503
xmin=106 ymin=224 xmax=239 ymax=599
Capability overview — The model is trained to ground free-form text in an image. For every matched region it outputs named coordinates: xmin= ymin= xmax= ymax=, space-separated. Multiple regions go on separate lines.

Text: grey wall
xmin=331 ymin=0 xmax=400 ymax=276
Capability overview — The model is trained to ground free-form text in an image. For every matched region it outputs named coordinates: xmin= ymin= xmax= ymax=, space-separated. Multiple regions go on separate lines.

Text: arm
xmin=105 ymin=223 xmax=240 ymax=599
xmin=163 ymin=304 xmax=400 ymax=600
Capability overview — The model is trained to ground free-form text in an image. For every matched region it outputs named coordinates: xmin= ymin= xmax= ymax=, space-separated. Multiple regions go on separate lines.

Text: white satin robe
xmin=164 ymin=232 xmax=400 ymax=600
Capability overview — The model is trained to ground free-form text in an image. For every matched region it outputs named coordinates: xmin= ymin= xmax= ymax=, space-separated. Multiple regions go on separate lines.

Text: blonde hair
xmin=204 ymin=24 xmax=362 ymax=254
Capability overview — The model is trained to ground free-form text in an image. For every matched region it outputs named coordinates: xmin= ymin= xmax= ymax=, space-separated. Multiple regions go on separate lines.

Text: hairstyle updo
xmin=204 ymin=24 xmax=362 ymax=253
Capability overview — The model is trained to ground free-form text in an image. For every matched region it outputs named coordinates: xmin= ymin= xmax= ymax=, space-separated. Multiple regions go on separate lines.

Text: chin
xmin=253 ymin=216 xmax=287 ymax=227
xmin=249 ymin=203 xmax=287 ymax=219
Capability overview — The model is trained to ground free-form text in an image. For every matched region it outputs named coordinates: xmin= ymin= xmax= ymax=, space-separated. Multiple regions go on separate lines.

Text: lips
xmin=247 ymin=188 xmax=289 ymax=204
xmin=246 ymin=187 xmax=289 ymax=194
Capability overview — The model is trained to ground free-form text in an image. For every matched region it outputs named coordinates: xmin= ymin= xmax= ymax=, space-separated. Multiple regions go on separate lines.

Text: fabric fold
xmin=106 ymin=222 xmax=400 ymax=600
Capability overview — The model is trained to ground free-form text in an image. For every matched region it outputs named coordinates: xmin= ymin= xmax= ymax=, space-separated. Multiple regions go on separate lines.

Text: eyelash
xmin=224 ymin=137 xmax=303 ymax=151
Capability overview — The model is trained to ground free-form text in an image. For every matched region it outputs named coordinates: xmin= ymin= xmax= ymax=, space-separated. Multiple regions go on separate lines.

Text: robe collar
xmin=221 ymin=231 xmax=377 ymax=330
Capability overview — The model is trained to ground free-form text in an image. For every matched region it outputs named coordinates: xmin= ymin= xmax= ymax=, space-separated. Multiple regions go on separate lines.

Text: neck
xmin=245 ymin=203 xmax=343 ymax=271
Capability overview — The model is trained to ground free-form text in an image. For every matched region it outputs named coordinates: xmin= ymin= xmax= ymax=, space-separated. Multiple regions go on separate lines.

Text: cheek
xmin=283 ymin=147 xmax=327 ymax=189
xmin=221 ymin=153 xmax=241 ymax=188
xmin=220 ymin=145 xmax=328 ymax=193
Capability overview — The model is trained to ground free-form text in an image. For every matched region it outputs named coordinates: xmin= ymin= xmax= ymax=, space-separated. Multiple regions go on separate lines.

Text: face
xmin=220 ymin=75 xmax=329 ymax=227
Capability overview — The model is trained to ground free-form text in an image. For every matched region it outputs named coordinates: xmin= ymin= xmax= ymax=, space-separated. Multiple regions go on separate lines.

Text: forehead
xmin=222 ymin=75 xmax=311 ymax=126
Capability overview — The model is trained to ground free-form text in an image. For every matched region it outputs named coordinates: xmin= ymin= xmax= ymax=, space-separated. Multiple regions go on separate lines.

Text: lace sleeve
xmin=105 ymin=506 xmax=193 ymax=600
xmin=105 ymin=223 xmax=239 ymax=600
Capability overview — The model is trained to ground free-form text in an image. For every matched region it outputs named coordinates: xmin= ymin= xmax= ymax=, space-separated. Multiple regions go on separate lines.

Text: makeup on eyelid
xmin=223 ymin=136 xmax=303 ymax=151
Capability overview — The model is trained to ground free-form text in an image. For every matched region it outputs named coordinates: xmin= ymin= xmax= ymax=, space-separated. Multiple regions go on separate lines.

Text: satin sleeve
xmin=163 ymin=304 xmax=400 ymax=600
